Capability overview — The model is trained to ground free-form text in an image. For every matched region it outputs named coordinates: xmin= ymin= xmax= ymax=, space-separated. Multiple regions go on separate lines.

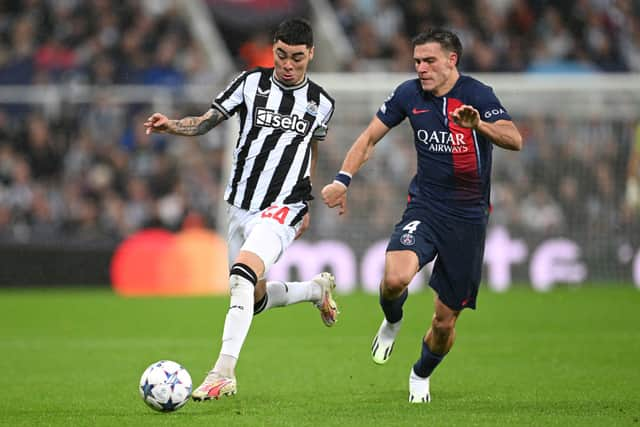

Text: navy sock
xmin=413 ymin=340 xmax=445 ymax=378
xmin=379 ymin=288 xmax=408 ymax=323
xmin=253 ymin=294 xmax=268 ymax=315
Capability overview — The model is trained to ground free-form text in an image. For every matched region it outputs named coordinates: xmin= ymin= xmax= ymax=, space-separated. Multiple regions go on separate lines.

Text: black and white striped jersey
xmin=212 ymin=67 xmax=335 ymax=212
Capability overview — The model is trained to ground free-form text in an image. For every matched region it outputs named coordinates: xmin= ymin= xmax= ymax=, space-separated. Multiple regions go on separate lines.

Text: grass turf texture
xmin=1 ymin=286 xmax=639 ymax=426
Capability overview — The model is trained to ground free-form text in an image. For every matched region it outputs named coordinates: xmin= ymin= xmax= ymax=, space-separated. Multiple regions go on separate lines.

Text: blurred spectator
xmin=238 ymin=32 xmax=274 ymax=69
xmin=519 ymin=185 xmax=565 ymax=234
xmin=626 ymin=121 xmax=640 ymax=211
xmin=207 ymin=0 xmax=309 ymax=67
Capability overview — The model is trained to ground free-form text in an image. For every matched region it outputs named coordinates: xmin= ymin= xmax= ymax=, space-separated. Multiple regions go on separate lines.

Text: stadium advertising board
xmin=110 ymin=226 xmax=640 ymax=295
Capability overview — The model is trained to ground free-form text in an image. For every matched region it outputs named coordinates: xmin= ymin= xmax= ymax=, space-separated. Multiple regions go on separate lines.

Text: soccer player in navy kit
xmin=322 ymin=29 xmax=522 ymax=402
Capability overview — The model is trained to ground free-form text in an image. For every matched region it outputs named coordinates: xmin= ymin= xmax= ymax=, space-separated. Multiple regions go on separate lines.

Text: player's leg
xmin=251 ymin=204 xmax=338 ymax=326
xmin=372 ymin=250 xmax=419 ymax=364
xmin=254 ymin=274 xmax=339 ymax=326
xmin=193 ymin=206 xmax=268 ymax=401
xmin=409 ymin=296 xmax=460 ymax=403
xmin=192 ymin=250 xmax=264 ymax=401
xmin=408 ymin=218 xmax=485 ymax=403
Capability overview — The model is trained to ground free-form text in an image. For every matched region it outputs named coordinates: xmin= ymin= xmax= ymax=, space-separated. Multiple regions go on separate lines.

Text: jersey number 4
xmin=402 ymin=220 xmax=421 ymax=234
xmin=261 ymin=205 xmax=290 ymax=225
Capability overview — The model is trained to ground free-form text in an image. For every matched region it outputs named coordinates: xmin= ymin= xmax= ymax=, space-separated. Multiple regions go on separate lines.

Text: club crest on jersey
xmin=255 ymin=107 xmax=310 ymax=134
xmin=400 ymin=233 xmax=415 ymax=246
xmin=305 ymin=101 xmax=318 ymax=116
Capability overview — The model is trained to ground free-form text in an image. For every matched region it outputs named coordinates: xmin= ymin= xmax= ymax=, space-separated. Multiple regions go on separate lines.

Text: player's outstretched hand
xmin=321 ymin=182 xmax=348 ymax=216
xmin=451 ymin=105 xmax=480 ymax=129
xmin=144 ymin=113 xmax=170 ymax=135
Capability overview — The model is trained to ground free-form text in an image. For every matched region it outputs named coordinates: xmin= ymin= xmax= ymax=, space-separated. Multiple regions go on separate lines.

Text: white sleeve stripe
xmin=212 ymin=102 xmax=230 ymax=118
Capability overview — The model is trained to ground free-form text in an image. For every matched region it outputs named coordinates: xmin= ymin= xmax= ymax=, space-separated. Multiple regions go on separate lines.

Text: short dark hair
xmin=412 ymin=29 xmax=463 ymax=65
xmin=274 ymin=18 xmax=313 ymax=47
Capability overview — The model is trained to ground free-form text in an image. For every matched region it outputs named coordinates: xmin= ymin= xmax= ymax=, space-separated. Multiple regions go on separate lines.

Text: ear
xmin=308 ymin=46 xmax=315 ymax=61
xmin=449 ymin=51 xmax=458 ymax=67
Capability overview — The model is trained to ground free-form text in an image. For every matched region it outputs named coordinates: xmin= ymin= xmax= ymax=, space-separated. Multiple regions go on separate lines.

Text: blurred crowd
xmin=332 ymin=0 xmax=640 ymax=73
xmin=0 ymin=0 xmax=225 ymax=245
xmin=0 ymin=103 xmax=227 ymax=245
xmin=491 ymin=116 xmax=639 ymax=241
xmin=0 ymin=0 xmax=208 ymax=85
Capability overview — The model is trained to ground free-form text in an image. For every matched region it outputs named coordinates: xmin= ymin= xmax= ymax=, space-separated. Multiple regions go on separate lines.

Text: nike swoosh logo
xmin=412 ymin=108 xmax=430 ymax=114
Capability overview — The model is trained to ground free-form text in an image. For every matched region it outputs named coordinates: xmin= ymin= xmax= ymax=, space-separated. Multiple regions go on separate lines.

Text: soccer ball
xmin=139 ymin=360 xmax=192 ymax=412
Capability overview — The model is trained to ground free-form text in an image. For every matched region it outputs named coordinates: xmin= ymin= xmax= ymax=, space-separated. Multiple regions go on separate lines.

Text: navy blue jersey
xmin=376 ymin=75 xmax=511 ymax=223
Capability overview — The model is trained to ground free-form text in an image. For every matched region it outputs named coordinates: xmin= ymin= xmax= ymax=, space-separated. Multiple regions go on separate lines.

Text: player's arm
xmin=144 ymin=108 xmax=226 ymax=136
xmin=321 ymin=116 xmax=390 ymax=215
xmin=451 ymin=105 xmax=523 ymax=151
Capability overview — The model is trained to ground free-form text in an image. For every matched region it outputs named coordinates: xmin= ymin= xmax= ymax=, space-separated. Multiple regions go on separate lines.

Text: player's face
xmin=273 ymin=40 xmax=314 ymax=86
xmin=413 ymin=42 xmax=458 ymax=96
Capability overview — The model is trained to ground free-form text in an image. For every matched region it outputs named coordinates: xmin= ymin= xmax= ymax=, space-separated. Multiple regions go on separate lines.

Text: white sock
xmin=213 ymin=354 xmax=236 ymax=379
xmin=263 ymin=280 xmax=322 ymax=311
xmin=218 ymin=274 xmax=254 ymax=376
xmin=380 ymin=318 xmax=402 ymax=341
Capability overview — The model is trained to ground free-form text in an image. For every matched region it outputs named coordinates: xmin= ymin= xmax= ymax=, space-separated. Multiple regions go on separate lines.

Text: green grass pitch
xmin=1 ymin=286 xmax=639 ymax=426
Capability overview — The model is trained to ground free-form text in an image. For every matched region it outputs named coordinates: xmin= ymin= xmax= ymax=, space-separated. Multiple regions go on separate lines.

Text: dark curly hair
xmin=274 ymin=18 xmax=314 ymax=47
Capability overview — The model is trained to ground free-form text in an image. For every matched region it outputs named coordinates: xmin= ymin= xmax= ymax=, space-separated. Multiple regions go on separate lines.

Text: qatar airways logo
xmin=255 ymin=107 xmax=310 ymax=134
xmin=416 ymin=129 xmax=469 ymax=153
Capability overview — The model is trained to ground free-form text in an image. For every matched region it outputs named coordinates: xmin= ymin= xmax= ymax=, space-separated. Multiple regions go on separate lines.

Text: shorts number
xmin=261 ymin=205 xmax=290 ymax=225
xmin=402 ymin=220 xmax=421 ymax=234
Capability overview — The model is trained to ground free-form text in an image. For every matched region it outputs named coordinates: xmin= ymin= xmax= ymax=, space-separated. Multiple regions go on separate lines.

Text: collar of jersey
xmin=271 ymin=72 xmax=308 ymax=91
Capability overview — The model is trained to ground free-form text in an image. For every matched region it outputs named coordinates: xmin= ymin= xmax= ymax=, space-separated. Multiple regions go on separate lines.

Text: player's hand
xmin=294 ymin=212 xmax=310 ymax=240
xmin=451 ymin=105 xmax=480 ymax=129
xmin=321 ymin=182 xmax=348 ymax=216
xmin=144 ymin=113 xmax=170 ymax=134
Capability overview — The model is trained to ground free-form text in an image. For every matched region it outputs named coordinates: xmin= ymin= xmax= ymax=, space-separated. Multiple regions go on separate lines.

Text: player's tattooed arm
xmin=167 ymin=108 xmax=225 ymax=136
xmin=145 ymin=109 xmax=225 ymax=136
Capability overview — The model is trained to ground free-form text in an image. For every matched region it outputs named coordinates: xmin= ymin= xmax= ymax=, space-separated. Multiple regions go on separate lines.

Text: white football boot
xmin=408 ymin=368 xmax=431 ymax=403
xmin=313 ymin=272 xmax=339 ymax=327
xmin=371 ymin=318 xmax=402 ymax=364
xmin=192 ymin=370 xmax=237 ymax=401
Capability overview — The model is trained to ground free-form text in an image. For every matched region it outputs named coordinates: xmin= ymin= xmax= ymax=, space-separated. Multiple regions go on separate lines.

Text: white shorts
xmin=226 ymin=202 xmax=308 ymax=275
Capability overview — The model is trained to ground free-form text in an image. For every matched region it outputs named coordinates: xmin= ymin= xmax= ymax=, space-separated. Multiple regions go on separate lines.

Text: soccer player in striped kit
xmin=144 ymin=18 xmax=338 ymax=401
xmin=322 ymin=29 xmax=522 ymax=403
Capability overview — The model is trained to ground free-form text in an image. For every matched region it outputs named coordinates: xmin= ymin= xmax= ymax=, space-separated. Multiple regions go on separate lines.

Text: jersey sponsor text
xmin=255 ymin=107 xmax=310 ymax=134
xmin=416 ymin=129 xmax=469 ymax=152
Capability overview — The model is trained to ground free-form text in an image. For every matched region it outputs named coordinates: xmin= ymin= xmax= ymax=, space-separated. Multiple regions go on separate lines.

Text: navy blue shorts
xmin=386 ymin=207 xmax=487 ymax=311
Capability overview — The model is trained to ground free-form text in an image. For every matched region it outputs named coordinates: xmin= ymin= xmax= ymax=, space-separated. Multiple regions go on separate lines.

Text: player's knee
xmin=383 ymin=270 xmax=412 ymax=294
xmin=229 ymin=262 xmax=258 ymax=293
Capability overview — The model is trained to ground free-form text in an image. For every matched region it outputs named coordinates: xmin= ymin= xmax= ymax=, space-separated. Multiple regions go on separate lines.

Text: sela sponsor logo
xmin=416 ymin=129 xmax=469 ymax=153
xmin=255 ymin=107 xmax=310 ymax=134
xmin=483 ymin=108 xmax=506 ymax=119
